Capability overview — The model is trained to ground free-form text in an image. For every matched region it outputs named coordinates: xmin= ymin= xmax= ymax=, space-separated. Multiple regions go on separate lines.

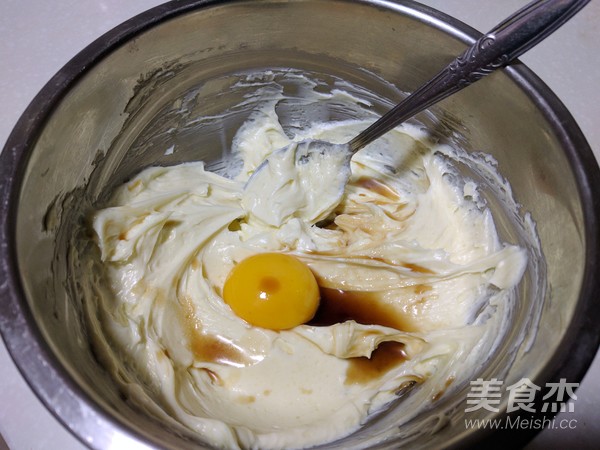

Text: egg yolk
xmin=222 ymin=253 xmax=320 ymax=330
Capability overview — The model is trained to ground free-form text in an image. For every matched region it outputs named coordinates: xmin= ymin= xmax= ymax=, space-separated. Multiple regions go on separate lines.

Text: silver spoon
xmin=243 ymin=0 xmax=590 ymax=227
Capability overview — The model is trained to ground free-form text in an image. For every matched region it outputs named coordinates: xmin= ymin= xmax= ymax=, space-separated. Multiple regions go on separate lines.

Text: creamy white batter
xmin=89 ymin=79 xmax=527 ymax=449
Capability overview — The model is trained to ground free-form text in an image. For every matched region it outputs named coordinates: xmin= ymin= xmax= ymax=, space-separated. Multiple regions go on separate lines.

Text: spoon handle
xmin=348 ymin=0 xmax=590 ymax=153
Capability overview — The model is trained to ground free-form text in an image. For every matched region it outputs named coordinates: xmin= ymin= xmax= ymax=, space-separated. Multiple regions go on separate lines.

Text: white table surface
xmin=1 ymin=1 xmax=598 ymax=449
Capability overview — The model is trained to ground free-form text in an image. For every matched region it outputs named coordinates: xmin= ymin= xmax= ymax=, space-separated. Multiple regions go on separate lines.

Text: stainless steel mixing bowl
xmin=1 ymin=1 xmax=599 ymax=449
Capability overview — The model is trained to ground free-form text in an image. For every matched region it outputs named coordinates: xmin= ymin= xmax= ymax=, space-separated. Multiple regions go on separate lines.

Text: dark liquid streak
xmin=181 ymin=296 xmax=250 ymax=368
xmin=353 ymin=177 xmax=401 ymax=200
xmin=308 ymin=288 xmax=427 ymax=385
xmin=309 ymin=287 xmax=409 ymax=331
xmin=345 ymin=341 xmax=407 ymax=385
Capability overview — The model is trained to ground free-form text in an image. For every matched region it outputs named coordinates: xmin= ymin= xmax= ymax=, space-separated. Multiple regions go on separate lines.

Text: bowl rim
xmin=1 ymin=0 xmax=599 ymax=449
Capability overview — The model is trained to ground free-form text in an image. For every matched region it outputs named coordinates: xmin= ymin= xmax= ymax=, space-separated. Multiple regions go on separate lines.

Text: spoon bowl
xmin=242 ymin=139 xmax=351 ymax=227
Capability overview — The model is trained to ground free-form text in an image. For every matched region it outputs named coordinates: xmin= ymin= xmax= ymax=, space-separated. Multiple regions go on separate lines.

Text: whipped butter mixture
xmin=90 ymin=78 xmax=527 ymax=449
